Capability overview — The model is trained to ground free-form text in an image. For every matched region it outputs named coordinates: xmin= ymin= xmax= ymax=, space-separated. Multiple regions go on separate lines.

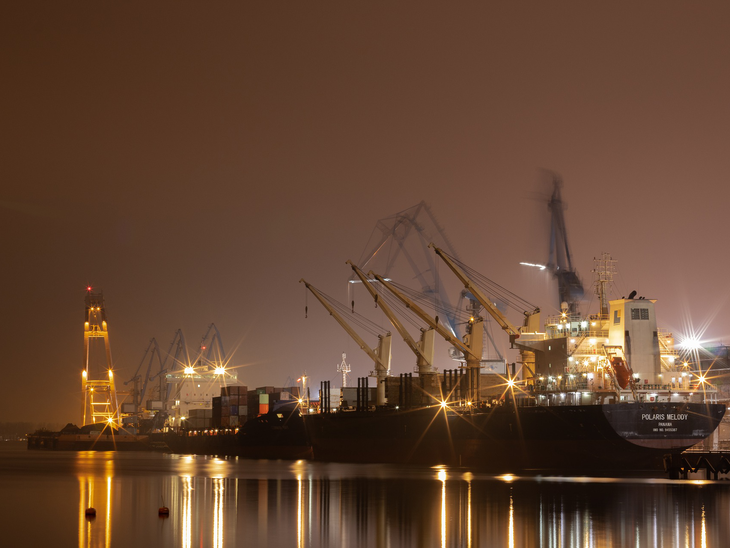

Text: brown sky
xmin=2 ymin=2 xmax=730 ymax=423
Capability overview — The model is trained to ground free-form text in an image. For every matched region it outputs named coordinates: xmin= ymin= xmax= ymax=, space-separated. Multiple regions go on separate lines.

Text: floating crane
xmin=348 ymin=260 xmax=436 ymax=377
xmin=81 ymin=289 xmax=120 ymax=426
xmin=301 ymin=278 xmax=392 ymax=406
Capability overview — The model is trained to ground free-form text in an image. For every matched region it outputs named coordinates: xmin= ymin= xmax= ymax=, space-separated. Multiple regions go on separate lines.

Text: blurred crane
xmin=546 ymin=172 xmax=584 ymax=315
xmin=354 ymin=201 xmax=463 ymax=337
xmin=124 ymin=338 xmax=163 ymax=412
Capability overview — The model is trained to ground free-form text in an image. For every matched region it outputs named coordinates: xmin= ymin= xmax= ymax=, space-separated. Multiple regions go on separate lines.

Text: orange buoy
xmin=158 ymin=506 xmax=170 ymax=517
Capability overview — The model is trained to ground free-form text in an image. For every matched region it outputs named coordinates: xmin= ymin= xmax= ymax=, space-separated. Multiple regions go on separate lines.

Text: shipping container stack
xmin=245 ymin=386 xmax=301 ymax=416
xmin=186 ymin=408 xmax=213 ymax=430
xmin=220 ymin=385 xmax=248 ymax=428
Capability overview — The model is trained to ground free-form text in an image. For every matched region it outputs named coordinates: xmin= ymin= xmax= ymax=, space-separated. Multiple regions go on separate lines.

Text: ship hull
xmin=303 ymin=402 xmax=726 ymax=473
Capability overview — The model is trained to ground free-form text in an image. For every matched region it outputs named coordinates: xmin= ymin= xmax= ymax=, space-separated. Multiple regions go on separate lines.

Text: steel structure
xmin=545 ymin=172 xmax=584 ymax=315
xmin=354 ymin=201 xmax=464 ymax=337
xmin=81 ymin=289 xmax=120 ymax=426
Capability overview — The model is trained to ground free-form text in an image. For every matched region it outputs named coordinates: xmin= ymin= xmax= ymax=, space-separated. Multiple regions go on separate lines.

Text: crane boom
xmin=347 ymin=260 xmax=431 ymax=366
xmin=300 ymin=279 xmax=389 ymax=370
xmin=429 ymin=244 xmax=524 ymax=345
xmin=369 ymin=271 xmax=478 ymax=361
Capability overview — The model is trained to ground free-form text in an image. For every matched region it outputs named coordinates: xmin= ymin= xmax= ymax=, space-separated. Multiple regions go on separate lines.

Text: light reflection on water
xmin=0 ymin=443 xmax=728 ymax=547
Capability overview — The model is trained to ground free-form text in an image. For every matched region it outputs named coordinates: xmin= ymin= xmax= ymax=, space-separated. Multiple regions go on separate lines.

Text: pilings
xmin=664 ymin=451 xmax=730 ymax=480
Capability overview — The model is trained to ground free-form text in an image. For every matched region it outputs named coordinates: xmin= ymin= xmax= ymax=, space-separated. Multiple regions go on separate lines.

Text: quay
xmin=664 ymin=450 xmax=730 ymax=480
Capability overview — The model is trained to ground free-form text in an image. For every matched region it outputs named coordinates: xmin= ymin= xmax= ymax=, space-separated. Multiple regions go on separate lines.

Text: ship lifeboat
xmin=610 ymin=357 xmax=631 ymax=389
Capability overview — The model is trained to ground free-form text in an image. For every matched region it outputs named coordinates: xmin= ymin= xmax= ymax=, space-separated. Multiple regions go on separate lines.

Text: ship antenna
xmin=337 ymin=352 xmax=351 ymax=388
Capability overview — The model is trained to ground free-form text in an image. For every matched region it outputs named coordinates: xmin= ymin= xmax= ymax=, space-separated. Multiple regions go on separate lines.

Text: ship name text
xmin=641 ymin=413 xmax=688 ymax=421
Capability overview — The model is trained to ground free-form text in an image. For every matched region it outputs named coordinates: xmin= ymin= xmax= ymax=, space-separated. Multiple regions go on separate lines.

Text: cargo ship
xmin=303 ymin=399 xmax=723 ymax=472
xmin=300 ymin=244 xmax=726 ymax=473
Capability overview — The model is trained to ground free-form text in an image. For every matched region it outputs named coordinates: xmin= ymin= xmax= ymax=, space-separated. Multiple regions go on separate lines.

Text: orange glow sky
xmin=2 ymin=2 xmax=730 ymax=423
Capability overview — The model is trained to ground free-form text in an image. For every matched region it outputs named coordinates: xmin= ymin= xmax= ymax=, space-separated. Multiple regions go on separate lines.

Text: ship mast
xmin=592 ymin=253 xmax=616 ymax=319
xmin=337 ymin=353 xmax=351 ymax=388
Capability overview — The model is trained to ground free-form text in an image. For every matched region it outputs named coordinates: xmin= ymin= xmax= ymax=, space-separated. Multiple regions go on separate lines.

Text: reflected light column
xmin=438 ymin=469 xmax=447 ymax=548
xmin=182 ymin=476 xmax=192 ymax=548
xmin=297 ymin=474 xmax=304 ymax=548
xmin=467 ymin=478 xmax=472 ymax=548
xmin=105 ymin=476 xmax=112 ymax=548
xmin=213 ymin=478 xmax=224 ymax=548
xmin=508 ymin=490 xmax=514 ymax=548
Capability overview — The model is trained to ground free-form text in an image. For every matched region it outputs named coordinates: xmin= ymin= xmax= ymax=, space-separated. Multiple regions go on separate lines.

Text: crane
xmin=546 ymin=172 xmax=584 ymax=315
xmin=124 ymin=338 xmax=163 ymax=412
xmin=149 ymin=329 xmax=192 ymax=407
xmin=354 ymin=201 xmax=465 ymax=339
xmin=429 ymin=244 xmax=542 ymax=383
xmin=369 ymin=271 xmax=485 ymax=404
xmin=194 ymin=323 xmax=226 ymax=373
xmin=429 ymin=244 xmax=541 ymax=345
xmin=347 ymin=260 xmax=435 ymax=376
xmin=301 ymin=278 xmax=392 ymax=406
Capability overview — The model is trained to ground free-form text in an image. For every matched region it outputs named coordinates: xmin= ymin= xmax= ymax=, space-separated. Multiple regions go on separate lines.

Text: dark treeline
xmin=0 ymin=422 xmax=62 ymax=440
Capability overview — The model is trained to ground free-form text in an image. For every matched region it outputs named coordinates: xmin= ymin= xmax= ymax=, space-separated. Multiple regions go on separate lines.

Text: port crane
xmin=429 ymin=244 xmax=543 ymax=383
xmin=147 ymin=328 xmax=192 ymax=407
xmin=301 ymin=278 xmax=392 ymax=406
xmin=81 ymin=289 xmax=120 ymax=426
xmin=368 ymin=271 xmax=485 ymax=404
xmin=124 ymin=338 xmax=164 ymax=412
xmin=193 ymin=323 xmax=226 ymax=372
xmin=353 ymin=201 xmax=465 ymax=339
xmin=546 ymin=172 xmax=584 ymax=315
xmin=348 ymin=260 xmax=436 ymax=377
xmin=429 ymin=244 xmax=541 ymax=344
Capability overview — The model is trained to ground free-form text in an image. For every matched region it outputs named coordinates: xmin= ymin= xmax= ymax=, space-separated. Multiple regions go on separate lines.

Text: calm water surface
xmin=0 ymin=441 xmax=728 ymax=547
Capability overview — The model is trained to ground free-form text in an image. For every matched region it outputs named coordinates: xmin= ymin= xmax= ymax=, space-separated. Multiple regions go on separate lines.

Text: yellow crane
xmin=429 ymin=244 xmax=541 ymax=345
xmin=368 ymin=271 xmax=485 ymax=404
xmin=347 ymin=260 xmax=436 ymax=377
xmin=300 ymin=279 xmax=392 ymax=407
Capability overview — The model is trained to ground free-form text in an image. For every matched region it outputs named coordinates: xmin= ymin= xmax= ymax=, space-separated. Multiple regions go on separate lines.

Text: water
xmin=1 ymin=441 xmax=728 ymax=547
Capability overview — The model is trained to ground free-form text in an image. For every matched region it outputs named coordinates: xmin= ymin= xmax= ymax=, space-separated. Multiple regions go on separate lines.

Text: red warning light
xmin=201 ymin=346 xmax=206 ymax=350
xmin=86 ymin=286 xmax=92 ymax=291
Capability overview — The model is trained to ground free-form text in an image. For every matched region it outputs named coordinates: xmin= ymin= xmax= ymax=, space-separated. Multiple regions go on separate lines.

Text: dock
xmin=664 ymin=450 xmax=730 ymax=480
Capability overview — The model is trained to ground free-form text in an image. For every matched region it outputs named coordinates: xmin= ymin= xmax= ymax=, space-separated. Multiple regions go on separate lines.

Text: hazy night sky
xmin=2 ymin=2 xmax=730 ymax=424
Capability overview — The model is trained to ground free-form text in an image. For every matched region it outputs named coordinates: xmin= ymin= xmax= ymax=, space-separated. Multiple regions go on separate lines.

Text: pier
xmin=664 ymin=450 xmax=730 ymax=480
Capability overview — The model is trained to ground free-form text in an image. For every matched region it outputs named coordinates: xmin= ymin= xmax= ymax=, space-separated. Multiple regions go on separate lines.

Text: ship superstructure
xmin=516 ymin=253 xmax=700 ymax=406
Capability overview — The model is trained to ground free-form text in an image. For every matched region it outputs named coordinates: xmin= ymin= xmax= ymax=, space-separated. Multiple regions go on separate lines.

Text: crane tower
xmin=81 ymin=289 xmax=120 ymax=426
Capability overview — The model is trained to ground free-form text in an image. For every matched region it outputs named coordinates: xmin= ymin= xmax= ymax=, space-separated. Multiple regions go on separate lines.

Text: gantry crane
xmin=124 ymin=338 xmax=163 ymax=413
xmin=301 ymin=279 xmax=392 ymax=406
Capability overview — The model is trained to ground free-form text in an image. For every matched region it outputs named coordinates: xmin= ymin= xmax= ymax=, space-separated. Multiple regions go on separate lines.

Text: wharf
xmin=664 ymin=450 xmax=730 ymax=480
